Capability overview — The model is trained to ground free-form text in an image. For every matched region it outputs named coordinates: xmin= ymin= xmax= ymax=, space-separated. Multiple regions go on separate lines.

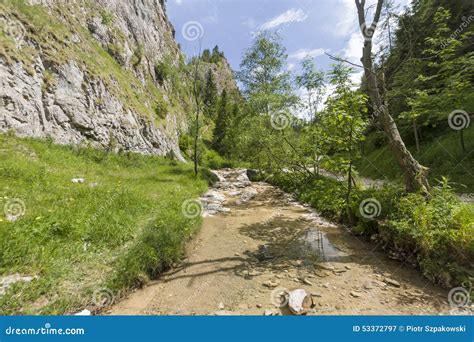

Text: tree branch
xmin=325 ymin=52 xmax=364 ymax=69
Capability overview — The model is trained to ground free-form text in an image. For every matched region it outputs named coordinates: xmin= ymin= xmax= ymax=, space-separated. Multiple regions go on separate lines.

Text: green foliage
xmin=356 ymin=126 xmax=474 ymax=192
xmin=0 ymin=135 xmax=207 ymax=314
xmin=203 ymin=149 xmax=234 ymax=169
xmin=212 ymin=89 xmax=229 ymax=152
xmin=203 ymin=69 xmax=218 ymax=119
xmin=295 ymin=57 xmax=325 ymax=120
xmin=100 ymin=10 xmax=114 ymax=26
xmin=237 ymin=31 xmax=297 ymax=115
xmin=131 ymin=44 xmax=144 ymax=68
xmin=154 ymin=96 xmax=168 ymax=119
xmin=154 ymin=62 xmax=171 ymax=86
xmin=383 ymin=179 xmax=473 ymax=286
xmin=199 ymin=46 xmax=224 ymax=63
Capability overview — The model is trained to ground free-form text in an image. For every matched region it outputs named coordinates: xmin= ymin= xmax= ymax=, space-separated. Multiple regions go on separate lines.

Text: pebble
xmin=384 ymin=278 xmax=401 ymax=288
xmin=350 ymin=291 xmax=363 ymax=298
xmin=317 ymin=263 xmax=335 ymax=271
xmin=263 ymin=280 xmax=279 ymax=288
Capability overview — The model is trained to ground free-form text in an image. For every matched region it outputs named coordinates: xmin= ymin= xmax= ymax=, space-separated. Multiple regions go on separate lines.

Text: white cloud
xmin=330 ymin=0 xmax=358 ymax=37
xmin=242 ymin=17 xmax=257 ymax=29
xmin=342 ymin=31 xmax=364 ymax=64
xmin=174 ymin=0 xmax=183 ymax=5
xmin=289 ymin=48 xmax=326 ymax=60
xmin=259 ymin=8 xmax=308 ymax=30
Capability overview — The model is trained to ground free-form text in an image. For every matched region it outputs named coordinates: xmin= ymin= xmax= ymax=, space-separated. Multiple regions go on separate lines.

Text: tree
xmin=203 ymin=69 xmax=218 ymax=119
xmin=212 ymin=89 xmax=229 ymax=153
xmin=355 ymin=0 xmax=430 ymax=195
xmin=201 ymin=49 xmax=211 ymax=62
xmin=210 ymin=45 xmax=223 ymax=63
xmin=295 ymin=57 xmax=326 ymax=121
xmin=324 ymin=63 xmax=368 ymax=222
xmin=237 ymin=31 xmax=297 ymax=117
xmin=191 ymin=43 xmax=204 ymax=176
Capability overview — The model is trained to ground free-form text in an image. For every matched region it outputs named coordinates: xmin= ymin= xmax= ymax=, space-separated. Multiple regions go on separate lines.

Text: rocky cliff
xmin=0 ymin=0 xmax=197 ymax=159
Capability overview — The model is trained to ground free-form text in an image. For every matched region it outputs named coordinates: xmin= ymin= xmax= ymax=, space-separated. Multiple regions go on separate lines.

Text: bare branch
xmin=325 ymin=52 xmax=364 ymax=69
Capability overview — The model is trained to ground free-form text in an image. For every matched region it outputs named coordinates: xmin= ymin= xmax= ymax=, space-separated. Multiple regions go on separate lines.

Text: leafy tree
xmin=237 ymin=31 xmax=297 ymax=117
xmin=323 ymin=63 xmax=368 ymax=220
xmin=356 ymin=0 xmax=430 ymax=195
xmin=295 ymin=57 xmax=325 ymax=121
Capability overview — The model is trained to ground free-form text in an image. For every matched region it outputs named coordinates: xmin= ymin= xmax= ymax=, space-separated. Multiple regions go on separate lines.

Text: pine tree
xmin=203 ymin=69 xmax=218 ymax=119
xmin=212 ymin=89 xmax=229 ymax=153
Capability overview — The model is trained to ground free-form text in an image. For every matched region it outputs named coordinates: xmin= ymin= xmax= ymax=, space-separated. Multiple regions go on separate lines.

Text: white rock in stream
xmin=287 ymin=289 xmax=312 ymax=315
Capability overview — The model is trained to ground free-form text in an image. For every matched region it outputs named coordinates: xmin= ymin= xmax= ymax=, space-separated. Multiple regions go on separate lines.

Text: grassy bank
xmin=355 ymin=127 xmax=474 ymax=193
xmin=269 ymin=172 xmax=474 ymax=290
xmin=0 ymin=134 xmax=208 ymax=314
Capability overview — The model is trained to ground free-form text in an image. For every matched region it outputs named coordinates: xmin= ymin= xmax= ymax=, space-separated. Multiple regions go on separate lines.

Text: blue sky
xmin=167 ymin=0 xmax=411 ymax=85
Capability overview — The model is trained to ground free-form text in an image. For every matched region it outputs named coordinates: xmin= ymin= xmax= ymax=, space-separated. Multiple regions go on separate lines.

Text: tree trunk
xmin=355 ymin=0 xmax=430 ymax=195
xmin=413 ymin=119 xmax=420 ymax=154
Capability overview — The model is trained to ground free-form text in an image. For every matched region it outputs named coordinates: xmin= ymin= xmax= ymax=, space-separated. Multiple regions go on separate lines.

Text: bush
xmin=203 ymin=149 xmax=234 ymax=169
xmin=154 ymin=62 xmax=171 ymax=86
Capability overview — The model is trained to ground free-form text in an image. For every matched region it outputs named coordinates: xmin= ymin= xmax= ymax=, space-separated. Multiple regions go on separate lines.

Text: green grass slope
xmin=0 ymin=134 xmax=207 ymax=314
xmin=356 ymin=127 xmax=474 ymax=193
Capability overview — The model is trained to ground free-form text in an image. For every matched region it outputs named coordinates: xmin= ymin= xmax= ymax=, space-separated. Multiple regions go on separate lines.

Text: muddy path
xmin=110 ymin=169 xmax=453 ymax=315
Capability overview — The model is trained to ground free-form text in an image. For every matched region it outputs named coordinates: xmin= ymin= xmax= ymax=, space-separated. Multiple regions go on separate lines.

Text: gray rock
xmin=384 ymin=278 xmax=401 ymax=288
xmin=0 ymin=1 xmax=191 ymax=161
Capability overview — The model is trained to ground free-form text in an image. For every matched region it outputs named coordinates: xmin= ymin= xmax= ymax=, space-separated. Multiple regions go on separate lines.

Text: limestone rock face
xmin=0 ymin=0 xmax=186 ymax=159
